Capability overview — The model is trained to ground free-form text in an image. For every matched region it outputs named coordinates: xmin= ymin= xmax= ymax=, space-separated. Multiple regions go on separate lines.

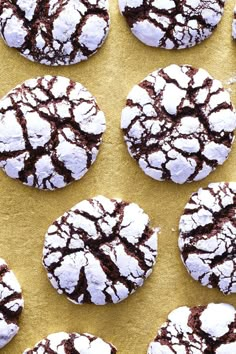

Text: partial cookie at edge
xmin=179 ymin=182 xmax=236 ymax=294
xmin=0 ymin=0 xmax=110 ymax=66
xmin=23 ymin=332 xmax=117 ymax=353
xmin=119 ymin=0 xmax=225 ymax=49
xmin=148 ymin=303 xmax=236 ymax=354
xmin=0 ymin=258 xmax=24 ymax=349
xmin=232 ymin=6 xmax=236 ymax=39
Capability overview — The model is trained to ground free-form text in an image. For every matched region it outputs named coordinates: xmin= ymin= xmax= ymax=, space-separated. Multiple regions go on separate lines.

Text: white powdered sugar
xmin=43 ymin=196 xmax=158 ymax=305
xmin=148 ymin=303 xmax=236 ymax=354
xmin=23 ymin=332 xmax=116 ymax=353
xmin=121 ymin=64 xmax=236 ymax=184
xmin=0 ymin=258 xmax=24 ymax=349
xmin=0 ymin=0 xmax=110 ymax=65
xmin=179 ymin=182 xmax=236 ymax=294
xmin=119 ymin=0 xmax=225 ymax=49
xmin=0 ymin=76 xmax=106 ymax=190
xmin=232 ymin=6 xmax=236 ymax=39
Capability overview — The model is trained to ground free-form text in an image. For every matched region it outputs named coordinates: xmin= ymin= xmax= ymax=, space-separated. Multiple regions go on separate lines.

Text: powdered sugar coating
xmin=0 ymin=258 xmax=24 ymax=349
xmin=0 ymin=76 xmax=106 ymax=190
xmin=43 ymin=195 xmax=158 ymax=305
xmin=232 ymin=6 xmax=236 ymax=39
xmin=23 ymin=332 xmax=117 ymax=353
xmin=121 ymin=65 xmax=236 ymax=184
xmin=148 ymin=303 xmax=236 ymax=354
xmin=119 ymin=0 xmax=225 ymax=49
xmin=179 ymin=182 xmax=236 ymax=294
xmin=0 ymin=0 xmax=110 ymax=66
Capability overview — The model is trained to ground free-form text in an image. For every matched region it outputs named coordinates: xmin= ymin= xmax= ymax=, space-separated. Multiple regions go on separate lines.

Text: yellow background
xmin=0 ymin=1 xmax=236 ymax=353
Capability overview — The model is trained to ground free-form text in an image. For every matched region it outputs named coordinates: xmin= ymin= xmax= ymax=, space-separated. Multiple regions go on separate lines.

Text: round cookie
xmin=119 ymin=0 xmax=225 ymax=49
xmin=148 ymin=303 xmax=236 ymax=354
xmin=0 ymin=76 xmax=106 ymax=190
xmin=43 ymin=195 xmax=158 ymax=305
xmin=0 ymin=0 xmax=110 ymax=66
xmin=121 ymin=64 xmax=236 ymax=184
xmin=0 ymin=258 xmax=24 ymax=348
xmin=179 ymin=182 xmax=236 ymax=294
xmin=232 ymin=6 xmax=236 ymax=39
xmin=23 ymin=332 xmax=117 ymax=353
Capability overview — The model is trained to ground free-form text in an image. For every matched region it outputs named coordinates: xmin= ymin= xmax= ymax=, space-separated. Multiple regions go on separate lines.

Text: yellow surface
xmin=0 ymin=1 xmax=236 ymax=353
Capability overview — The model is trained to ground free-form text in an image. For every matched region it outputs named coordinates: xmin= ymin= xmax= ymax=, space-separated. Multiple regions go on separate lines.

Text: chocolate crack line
xmin=0 ymin=114 xmax=102 ymax=186
xmin=2 ymin=0 xmax=109 ymax=26
xmin=0 ymin=292 xmax=23 ymax=323
xmin=50 ymin=255 xmax=143 ymax=304
xmin=26 ymin=333 xmax=116 ymax=353
xmin=122 ymin=0 xmax=224 ymax=47
xmin=182 ymin=244 xmax=236 ymax=269
xmin=180 ymin=202 xmax=236 ymax=240
xmin=155 ymin=308 xmax=236 ymax=351
xmin=0 ymin=0 xmax=110 ymax=62
xmin=45 ymin=223 xmax=154 ymax=275
xmin=48 ymin=206 xmax=154 ymax=270
xmin=184 ymin=185 xmax=236 ymax=215
xmin=44 ymin=199 xmax=156 ymax=302
xmin=3 ymin=92 xmax=103 ymax=146
xmin=0 ymin=264 xmax=9 ymax=278
xmin=137 ymin=69 xmax=232 ymax=130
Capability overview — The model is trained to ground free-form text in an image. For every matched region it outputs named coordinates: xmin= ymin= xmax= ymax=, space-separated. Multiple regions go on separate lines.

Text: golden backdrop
xmin=0 ymin=1 xmax=235 ymax=353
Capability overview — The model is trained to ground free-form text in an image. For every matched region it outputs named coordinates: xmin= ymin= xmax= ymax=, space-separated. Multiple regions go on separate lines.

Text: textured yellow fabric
xmin=0 ymin=1 xmax=236 ymax=353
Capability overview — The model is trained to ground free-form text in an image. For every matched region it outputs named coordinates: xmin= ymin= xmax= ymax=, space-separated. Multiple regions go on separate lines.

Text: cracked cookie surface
xmin=0 ymin=0 xmax=110 ymax=66
xmin=23 ymin=332 xmax=117 ymax=353
xmin=179 ymin=182 xmax=236 ymax=294
xmin=121 ymin=64 xmax=236 ymax=184
xmin=148 ymin=303 xmax=236 ymax=354
xmin=43 ymin=195 xmax=158 ymax=305
xmin=0 ymin=75 xmax=106 ymax=190
xmin=232 ymin=6 xmax=236 ymax=39
xmin=0 ymin=258 xmax=24 ymax=349
xmin=119 ymin=0 xmax=225 ymax=49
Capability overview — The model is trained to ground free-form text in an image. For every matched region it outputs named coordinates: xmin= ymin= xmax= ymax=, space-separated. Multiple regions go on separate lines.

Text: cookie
xmin=232 ymin=6 xmax=236 ymax=39
xmin=0 ymin=76 xmax=106 ymax=190
xmin=43 ymin=195 xmax=158 ymax=305
xmin=179 ymin=182 xmax=236 ymax=294
xmin=0 ymin=0 xmax=110 ymax=66
xmin=23 ymin=332 xmax=117 ymax=353
xmin=0 ymin=258 xmax=24 ymax=348
xmin=148 ymin=303 xmax=236 ymax=354
xmin=121 ymin=64 xmax=236 ymax=184
xmin=119 ymin=0 xmax=225 ymax=49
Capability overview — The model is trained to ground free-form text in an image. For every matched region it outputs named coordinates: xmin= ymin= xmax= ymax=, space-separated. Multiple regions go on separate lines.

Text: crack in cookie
xmin=179 ymin=182 xmax=236 ymax=294
xmin=42 ymin=195 xmax=158 ymax=305
xmin=119 ymin=0 xmax=225 ymax=49
xmin=148 ymin=303 xmax=236 ymax=353
xmin=121 ymin=64 xmax=236 ymax=184
xmin=0 ymin=0 xmax=110 ymax=65
xmin=0 ymin=258 xmax=24 ymax=349
xmin=0 ymin=76 xmax=106 ymax=190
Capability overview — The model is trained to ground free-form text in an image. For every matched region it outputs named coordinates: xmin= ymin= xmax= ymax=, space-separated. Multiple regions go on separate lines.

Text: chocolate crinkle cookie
xmin=43 ymin=195 xmax=158 ymax=305
xmin=0 ymin=0 xmax=110 ymax=66
xmin=0 ymin=76 xmax=106 ymax=190
xmin=179 ymin=182 xmax=236 ymax=294
xmin=232 ymin=6 xmax=236 ymax=39
xmin=0 ymin=258 xmax=24 ymax=349
xmin=119 ymin=0 xmax=225 ymax=49
xmin=121 ymin=64 xmax=236 ymax=184
xmin=148 ymin=303 xmax=236 ymax=354
xmin=23 ymin=332 xmax=117 ymax=353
